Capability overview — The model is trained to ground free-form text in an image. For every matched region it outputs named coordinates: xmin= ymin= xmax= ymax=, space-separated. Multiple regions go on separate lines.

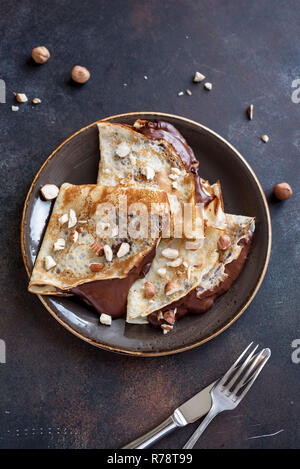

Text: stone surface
xmin=0 ymin=0 xmax=299 ymax=449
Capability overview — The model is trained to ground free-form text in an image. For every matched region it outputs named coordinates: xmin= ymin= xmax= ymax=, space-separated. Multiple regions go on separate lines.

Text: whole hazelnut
xmin=31 ymin=46 xmax=50 ymax=64
xmin=217 ymin=234 xmax=231 ymax=251
xmin=273 ymin=182 xmax=292 ymax=201
xmin=71 ymin=65 xmax=90 ymax=84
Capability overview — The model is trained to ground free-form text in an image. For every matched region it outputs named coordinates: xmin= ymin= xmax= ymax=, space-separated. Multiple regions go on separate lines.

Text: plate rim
xmin=21 ymin=111 xmax=272 ymax=357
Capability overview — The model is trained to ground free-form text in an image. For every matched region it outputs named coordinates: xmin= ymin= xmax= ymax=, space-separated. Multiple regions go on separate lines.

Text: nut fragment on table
xmin=32 ymin=98 xmax=41 ymax=104
xmin=273 ymin=182 xmax=293 ymax=200
xmin=261 ymin=134 xmax=269 ymax=143
xmin=14 ymin=93 xmax=28 ymax=103
xmin=40 ymin=184 xmax=59 ymax=200
xmin=12 ymin=106 xmax=19 ymax=112
xmin=204 ymin=82 xmax=212 ymax=91
xmin=247 ymin=104 xmax=254 ymax=120
xmin=193 ymin=71 xmax=206 ymax=83
xmin=186 ymin=89 xmax=192 ymax=96
xmin=71 ymin=65 xmax=91 ymax=84
xmin=32 ymin=46 xmax=50 ymax=64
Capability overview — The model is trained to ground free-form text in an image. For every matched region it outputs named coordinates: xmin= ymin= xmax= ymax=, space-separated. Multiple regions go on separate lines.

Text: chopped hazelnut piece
xmin=117 ymin=242 xmax=130 ymax=258
xmin=32 ymin=98 xmax=41 ymax=104
xmin=165 ymin=281 xmax=182 ymax=296
xmin=144 ymin=281 xmax=156 ymax=298
xmin=163 ymin=310 xmax=176 ymax=325
xmin=193 ymin=71 xmax=206 ymax=83
xmin=247 ymin=104 xmax=253 ymax=120
xmin=91 ymin=241 xmax=104 ymax=256
xmin=204 ymin=82 xmax=212 ymax=91
xmin=90 ymin=263 xmax=104 ymax=272
xmin=69 ymin=230 xmax=78 ymax=244
xmin=100 ymin=313 xmax=112 ymax=326
xmin=68 ymin=209 xmax=77 ymax=228
xmin=167 ymin=258 xmax=182 ymax=268
xmin=261 ymin=134 xmax=269 ymax=143
xmin=104 ymin=244 xmax=113 ymax=262
xmin=157 ymin=267 xmax=167 ymax=277
xmin=116 ymin=142 xmax=130 ymax=158
xmin=53 ymin=238 xmax=65 ymax=251
xmin=161 ymin=248 xmax=179 ymax=259
xmin=58 ymin=213 xmax=68 ymax=226
xmin=217 ymin=234 xmax=231 ymax=250
xmin=44 ymin=255 xmax=56 ymax=271
xmin=14 ymin=93 xmax=28 ymax=103
xmin=40 ymin=184 xmax=59 ymax=201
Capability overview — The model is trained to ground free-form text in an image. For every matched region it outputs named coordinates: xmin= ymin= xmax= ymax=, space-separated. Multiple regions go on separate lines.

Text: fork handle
xmin=183 ymin=407 xmax=220 ymax=449
xmin=122 ymin=416 xmax=181 ymax=449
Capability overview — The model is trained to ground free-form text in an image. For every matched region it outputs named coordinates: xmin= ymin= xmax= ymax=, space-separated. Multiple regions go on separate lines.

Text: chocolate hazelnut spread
xmin=148 ymin=233 xmax=253 ymax=328
xmin=137 ymin=120 xmax=214 ymax=205
xmin=69 ymin=248 xmax=155 ymax=318
xmin=69 ymin=121 xmax=253 ymax=325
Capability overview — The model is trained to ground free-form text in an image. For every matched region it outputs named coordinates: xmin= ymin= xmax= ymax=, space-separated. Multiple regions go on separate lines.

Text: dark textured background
xmin=0 ymin=0 xmax=299 ymax=449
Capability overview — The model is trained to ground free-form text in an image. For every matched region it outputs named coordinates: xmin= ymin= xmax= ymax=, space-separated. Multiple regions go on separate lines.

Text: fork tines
xmin=218 ymin=343 xmax=271 ymax=401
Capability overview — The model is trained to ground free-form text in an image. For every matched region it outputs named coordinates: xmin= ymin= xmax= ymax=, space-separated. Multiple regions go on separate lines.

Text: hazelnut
xmin=91 ymin=241 xmax=104 ymax=257
xmin=32 ymin=46 xmax=50 ymax=64
xmin=163 ymin=310 xmax=176 ymax=325
xmin=40 ymin=184 xmax=59 ymax=201
xmin=69 ymin=230 xmax=78 ymax=244
xmin=71 ymin=65 xmax=90 ymax=84
xmin=53 ymin=238 xmax=65 ymax=251
xmin=14 ymin=93 xmax=28 ymax=103
xmin=90 ymin=263 xmax=104 ymax=272
xmin=144 ymin=281 xmax=156 ymax=298
xmin=165 ymin=281 xmax=182 ymax=296
xmin=161 ymin=248 xmax=179 ymax=260
xmin=100 ymin=313 xmax=112 ymax=326
xmin=217 ymin=234 xmax=231 ymax=251
xmin=273 ymin=182 xmax=292 ymax=201
xmin=44 ymin=255 xmax=56 ymax=271
xmin=193 ymin=71 xmax=205 ymax=83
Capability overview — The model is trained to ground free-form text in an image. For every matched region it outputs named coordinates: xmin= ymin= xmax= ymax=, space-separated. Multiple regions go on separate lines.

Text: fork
xmin=183 ymin=342 xmax=271 ymax=449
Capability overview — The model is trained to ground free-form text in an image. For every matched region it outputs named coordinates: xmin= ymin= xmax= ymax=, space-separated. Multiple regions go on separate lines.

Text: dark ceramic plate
xmin=21 ymin=112 xmax=271 ymax=356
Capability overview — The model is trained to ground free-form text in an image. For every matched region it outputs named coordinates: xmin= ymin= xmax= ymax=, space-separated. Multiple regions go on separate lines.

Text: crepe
xmin=29 ymin=183 xmax=169 ymax=295
xmin=126 ymin=214 xmax=255 ymax=321
xmin=97 ymin=122 xmax=202 ymax=238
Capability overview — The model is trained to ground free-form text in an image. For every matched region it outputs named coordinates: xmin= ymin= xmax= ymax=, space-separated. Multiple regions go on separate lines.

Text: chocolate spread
xmin=137 ymin=120 xmax=214 ymax=205
xmin=148 ymin=233 xmax=253 ymax=328
xmin=70 ymin=248 xmax=155 ymax=318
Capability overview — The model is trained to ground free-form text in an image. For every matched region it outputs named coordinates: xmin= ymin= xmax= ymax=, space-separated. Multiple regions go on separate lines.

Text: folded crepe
xmin=29 ymin=183 xmax=169 ymax=295
xmin=126 ymin=213 xmax=255 ymax=322
xmin=97 ymin=122 xmax=203 ymax=238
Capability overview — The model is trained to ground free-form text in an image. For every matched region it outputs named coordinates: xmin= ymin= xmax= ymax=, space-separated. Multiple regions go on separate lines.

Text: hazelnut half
xmin=217 ymin=234 xmax=231 ymax=251
xmin=163 ymin=310 xmax=176 ymax=325
xmin=144 ymin=281 xmax=156 ymax=298
xmin=273 ymin=182 xmax=292 ymax=200
xmin=32 ymin=46 xmax=50 ymax=64
xmin=71 ymin=65 xmax=90 ymax=84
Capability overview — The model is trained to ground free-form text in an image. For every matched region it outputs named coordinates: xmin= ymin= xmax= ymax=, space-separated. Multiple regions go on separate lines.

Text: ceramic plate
xmin=21 ymin=112 xmax=271 ymax=356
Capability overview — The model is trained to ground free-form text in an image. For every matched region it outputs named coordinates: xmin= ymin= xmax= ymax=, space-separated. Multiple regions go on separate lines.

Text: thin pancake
xmin=29 ymin=183 xmax=169 ymax=294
